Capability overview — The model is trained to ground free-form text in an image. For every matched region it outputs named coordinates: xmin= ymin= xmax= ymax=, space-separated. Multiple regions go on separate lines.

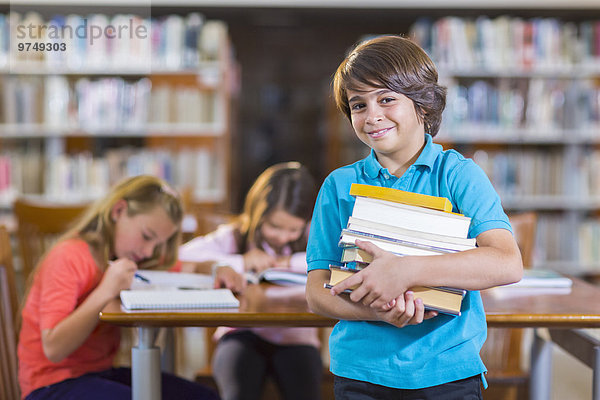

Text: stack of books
xmin=326 ymin=184 xmax=475 ymax=316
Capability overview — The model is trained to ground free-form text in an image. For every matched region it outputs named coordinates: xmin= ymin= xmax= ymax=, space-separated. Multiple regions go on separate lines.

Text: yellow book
xmin=349 ymin=183 xmax=454 ymax=213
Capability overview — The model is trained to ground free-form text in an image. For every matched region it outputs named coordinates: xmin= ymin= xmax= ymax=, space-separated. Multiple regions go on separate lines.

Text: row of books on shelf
xmin=410 ymin=16 xmax=600 ymax=72
xmin=0 ymin=75 xmax=218 ymax=128
xmin=1 ymin=12 xmax=227 ymax=71
xmin=472 ymin=148 xmax=600 ymax=201
xmin=579 ymin=220 xmax=600 ymax=266
xmin=0 ymin=147 xmax=224 ymax=206
xmin=442 ymin=78 xmax=600 ymax=132
xmin=331 ymin=139 xmax=600 ymax=200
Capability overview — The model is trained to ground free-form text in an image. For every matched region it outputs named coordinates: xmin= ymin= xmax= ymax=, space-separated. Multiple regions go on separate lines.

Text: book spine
xmin=339 ymin=230 xmax=453 ymax=257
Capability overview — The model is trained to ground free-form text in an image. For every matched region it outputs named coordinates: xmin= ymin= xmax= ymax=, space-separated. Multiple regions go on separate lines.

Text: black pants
xmin=333 ymin=374 xmax=482 ymax=400
xmin=26 ymin=367 xmax=219 ymax=400
xmin=212 ymin=330 xmax=322 ymax=400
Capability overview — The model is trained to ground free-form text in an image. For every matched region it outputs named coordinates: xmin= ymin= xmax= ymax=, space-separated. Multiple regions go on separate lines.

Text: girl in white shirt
xmin=179 ymin=162 xmax=321 ymax=400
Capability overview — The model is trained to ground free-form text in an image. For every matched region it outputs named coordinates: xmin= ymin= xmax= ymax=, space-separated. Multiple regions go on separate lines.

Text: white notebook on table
xmin=120 ymin=288 xmax=240 ymax=310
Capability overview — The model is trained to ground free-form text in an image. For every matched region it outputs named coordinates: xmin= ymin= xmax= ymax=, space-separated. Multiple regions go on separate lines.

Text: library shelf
xmin=0 ymin=10 xmax=238 ymax=215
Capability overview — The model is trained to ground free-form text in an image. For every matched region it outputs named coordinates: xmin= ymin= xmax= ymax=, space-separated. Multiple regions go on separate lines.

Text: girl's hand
xmin=96 ymin=258 xmax=137 ymax=300
xmin=243 ymin=248 xmax=276 ymax=273
xmin=214 ymin=265 xmax=246 ymax=293
xmin=331 ymin=240 xmax=413 ymax=309
xmin=374 ymin=292 xmax=438 ymax=328
xmin=274 ymin=255 xmax=291 ymax=269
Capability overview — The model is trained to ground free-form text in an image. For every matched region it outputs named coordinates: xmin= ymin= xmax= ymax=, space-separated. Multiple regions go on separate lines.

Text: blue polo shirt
xmin=307 ymin=134 xmax=511 ymax=389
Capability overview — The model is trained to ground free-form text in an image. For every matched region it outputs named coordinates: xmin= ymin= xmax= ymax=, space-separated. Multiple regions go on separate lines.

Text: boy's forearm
xmin=306 ymin=269 xmax=377 ymax=321
xmin=407 ymin=229 xmax=523 ymax=291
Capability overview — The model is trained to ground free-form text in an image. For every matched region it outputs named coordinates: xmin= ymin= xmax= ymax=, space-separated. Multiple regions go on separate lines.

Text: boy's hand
xmin=243 ymin=248 xmax=276 ymax=273
xmin=331 ymin=239 xmax=411 ymax=309
xmin=214 ymin=265 xmax=246 ymax=293
xmin=374 ymin=292 xmax=438 ymax=328
xmin=97 ymin=258 xmax=137 ymax=299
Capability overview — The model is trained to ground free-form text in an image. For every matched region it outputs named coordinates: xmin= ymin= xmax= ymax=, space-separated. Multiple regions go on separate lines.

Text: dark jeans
xmin=26 ymin=367 xmax=219 ymax=400
xmin=333 ymin=374 xmax=482 ymax=400
xmin=212 ymin=330 xmax=323 ymax=400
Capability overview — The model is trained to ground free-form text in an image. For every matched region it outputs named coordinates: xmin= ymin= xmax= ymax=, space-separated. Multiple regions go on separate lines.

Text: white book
xmin=339 ymin=229 xmax=451 ymax=257
xmin=245 ymin=268 xmax=307 ymax=286
xmin=505 ymin=269 xmax=573 ymax=289
xmin=347 ymin=217 xmax=476 ymax=251
xmin=120 ymin=288 xmax=239 ymax=310
xmin=351 ymin=196 xmax=471 ymax=238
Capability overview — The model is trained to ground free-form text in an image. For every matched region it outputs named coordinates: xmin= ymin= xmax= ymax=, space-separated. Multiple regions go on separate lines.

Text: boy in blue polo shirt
xmin=305 ymin=35 xmax=523 ymax=399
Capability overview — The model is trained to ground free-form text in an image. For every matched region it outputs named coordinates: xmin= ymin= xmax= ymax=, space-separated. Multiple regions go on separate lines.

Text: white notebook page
xmin=120 ymin=288 xmax=239 ymax=310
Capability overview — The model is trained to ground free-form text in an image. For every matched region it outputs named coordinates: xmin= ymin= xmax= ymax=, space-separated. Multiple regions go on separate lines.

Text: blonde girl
xmin=18 ymin=175 xmax=218 ymax=400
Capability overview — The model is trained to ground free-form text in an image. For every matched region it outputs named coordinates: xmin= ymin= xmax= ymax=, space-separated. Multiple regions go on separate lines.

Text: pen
xmin=134 ymin=273 xmax=151 ymax=284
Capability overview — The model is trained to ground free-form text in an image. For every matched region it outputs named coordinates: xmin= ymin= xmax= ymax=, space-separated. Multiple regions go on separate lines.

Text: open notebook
xmin=120 ymin=288 xmax=240 ymax=310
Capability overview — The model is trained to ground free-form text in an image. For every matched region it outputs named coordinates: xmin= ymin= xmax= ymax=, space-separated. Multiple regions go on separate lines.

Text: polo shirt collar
xmin=363 ymin=134 xmax=439 ymax=179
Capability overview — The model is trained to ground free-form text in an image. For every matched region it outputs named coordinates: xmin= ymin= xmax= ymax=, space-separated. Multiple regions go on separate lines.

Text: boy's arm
xmin=306 ymin=268 xmax=436 ymax=327
xmin=331 ymin=227 xmax=523 ymax=310
xmin=306 ymin=269 xmax=375 ymax=320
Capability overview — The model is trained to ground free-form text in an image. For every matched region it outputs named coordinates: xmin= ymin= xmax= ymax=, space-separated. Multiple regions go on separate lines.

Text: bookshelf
xmin=0 ymin=9 xmax=238 ymax=214
xmin=325 ymin=14 xmax=600 ymax=275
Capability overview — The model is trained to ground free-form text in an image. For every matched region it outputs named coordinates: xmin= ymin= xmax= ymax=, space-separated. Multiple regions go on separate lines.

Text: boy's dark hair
xmin=333 ymin=35 xmax=447 ymax=137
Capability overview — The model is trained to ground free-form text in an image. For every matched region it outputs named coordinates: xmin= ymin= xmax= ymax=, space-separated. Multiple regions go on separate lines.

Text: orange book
xmin=325 ymin=265 xmax=466 ymax=316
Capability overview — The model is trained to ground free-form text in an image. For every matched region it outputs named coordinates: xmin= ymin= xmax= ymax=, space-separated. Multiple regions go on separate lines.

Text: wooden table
xmin=100 ymin=284 xmax=335 ymax=400
xmin=482 ymin=276 xmax=600 ymax=400
xmin=100 ymin=278 xmax=600 ymax=400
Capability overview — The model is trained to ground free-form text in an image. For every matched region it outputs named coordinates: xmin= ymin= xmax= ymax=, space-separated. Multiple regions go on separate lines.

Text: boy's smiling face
xmin=347 ymin=84 xmax=426 ymax=174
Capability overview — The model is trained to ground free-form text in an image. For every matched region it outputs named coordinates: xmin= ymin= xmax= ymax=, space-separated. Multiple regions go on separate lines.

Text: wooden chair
xmin=482 ymin=212 xmax=538 ymax=400
xmin=0 ymin=225 xmax=20 ymax=400
xmin=13 ymin=197 xmax=89 ymax=280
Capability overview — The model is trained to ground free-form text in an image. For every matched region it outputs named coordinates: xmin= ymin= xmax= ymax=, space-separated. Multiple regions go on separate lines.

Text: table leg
xmin=161 ymin=327 xmax=175 ymax=374
xmin=530 ymin=328 xmax=552 ymax=400
xmin=549 ymin=329 xmax=600 ymax=400
xmin=594 ymin=347 xmax=600 ymax=400
xmin=132 ymin=327 xmax=161 ymax=400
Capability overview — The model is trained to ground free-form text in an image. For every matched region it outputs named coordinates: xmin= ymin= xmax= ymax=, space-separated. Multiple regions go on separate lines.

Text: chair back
xmin=13 ymin=197 xmax=88 ymax=280
xmin=480 ymin=211 xmax=538 ymax=398
xmin=0 ymin=225 xmax=20 ymax=400
xmin=509 ymin=212 xmax=538 ymax=267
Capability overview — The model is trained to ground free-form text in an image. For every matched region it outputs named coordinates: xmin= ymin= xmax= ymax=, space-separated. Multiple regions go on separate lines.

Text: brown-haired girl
xmin=179 ymin=162 xmax=322 ymax=400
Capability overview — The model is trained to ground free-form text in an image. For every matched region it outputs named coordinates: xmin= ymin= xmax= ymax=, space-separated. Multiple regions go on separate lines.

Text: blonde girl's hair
xmin=236 ymin=162 xmax=317 ymax=253
xmin=17 ymin=175 xmax=183 ymax=331
xmin=66 ymin=175 xmax=184 ymax=270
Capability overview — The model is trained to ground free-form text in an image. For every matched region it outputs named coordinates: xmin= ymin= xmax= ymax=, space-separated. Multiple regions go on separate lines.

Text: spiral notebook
xmin=120 ymin=288 xmax=240 ymax=310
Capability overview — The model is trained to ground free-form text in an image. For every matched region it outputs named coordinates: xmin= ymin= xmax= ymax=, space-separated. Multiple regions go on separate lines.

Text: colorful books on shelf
xmin=325 ymin=266 xmax=466 ymax=316
xmin=328 ymin=184 xmax=472 ymax=316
